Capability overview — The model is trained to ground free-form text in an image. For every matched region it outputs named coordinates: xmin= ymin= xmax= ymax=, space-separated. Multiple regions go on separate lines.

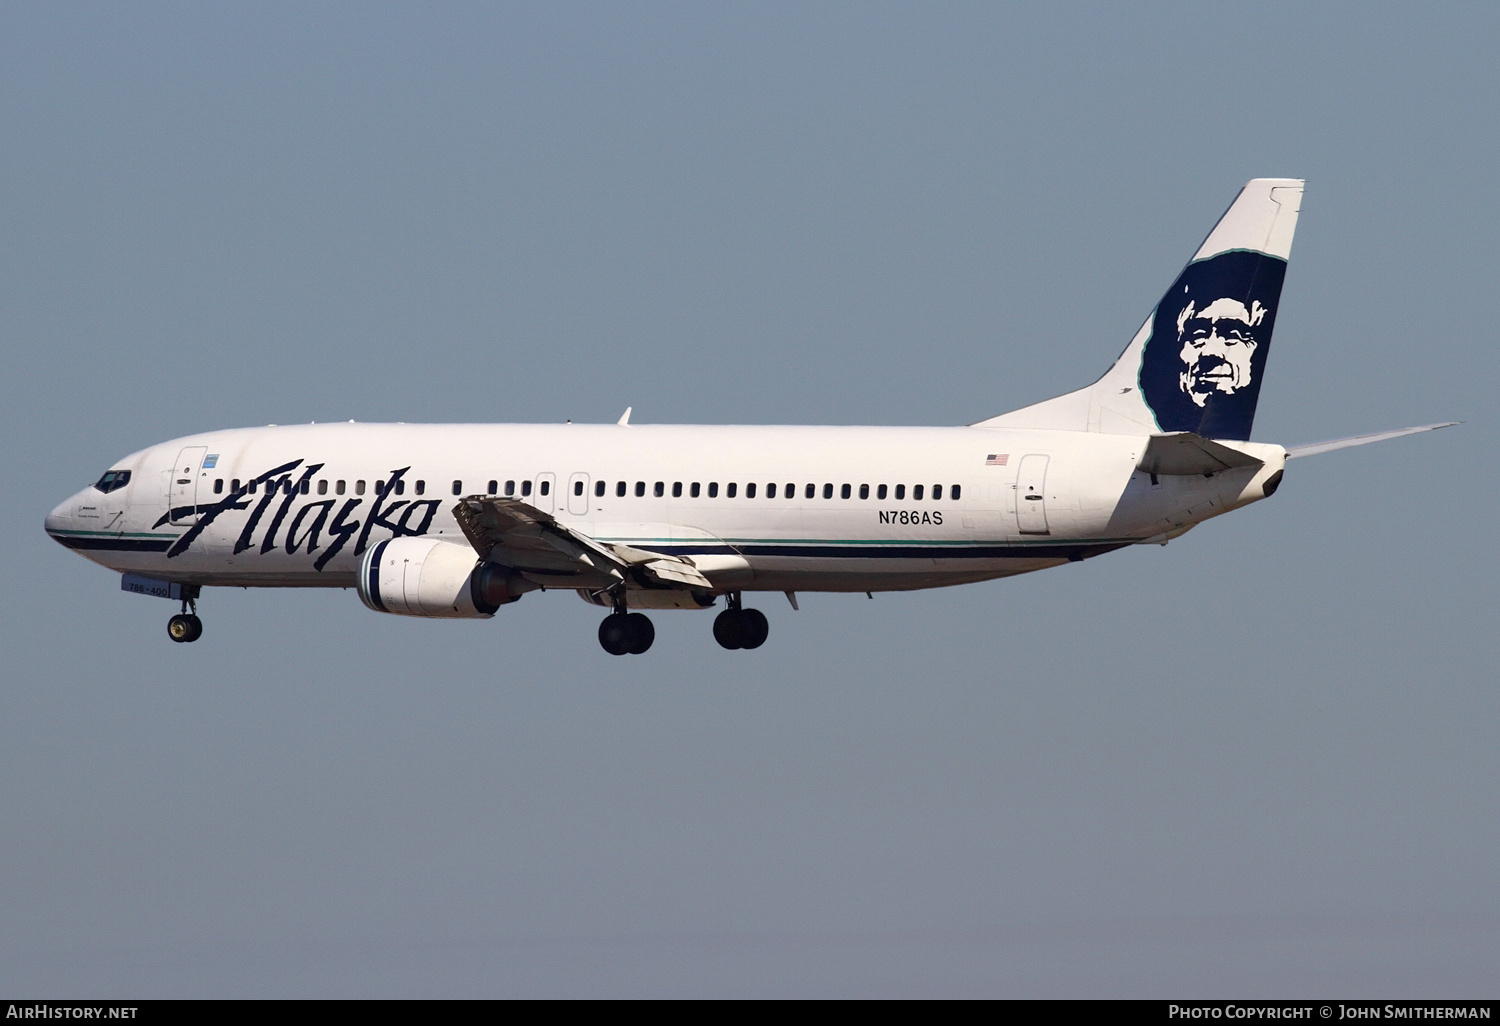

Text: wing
xmin=451 ymin=496 xmax=713 ymax=590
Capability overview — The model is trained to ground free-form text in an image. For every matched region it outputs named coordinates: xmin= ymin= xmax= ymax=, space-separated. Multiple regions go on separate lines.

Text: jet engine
xmin=357 ymin=537 xmax=532 ymax=618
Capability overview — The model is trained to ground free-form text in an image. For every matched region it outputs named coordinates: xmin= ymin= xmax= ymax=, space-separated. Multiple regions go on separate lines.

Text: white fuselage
xmin=46 ymin=422 xmax=1287 ymax=596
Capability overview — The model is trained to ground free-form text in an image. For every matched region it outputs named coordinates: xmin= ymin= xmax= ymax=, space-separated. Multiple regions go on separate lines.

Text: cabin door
xmin=168 ymin=446 xmax=208 ymax=526
xmin=1015 ymin=454 xmax=1050 ymax=535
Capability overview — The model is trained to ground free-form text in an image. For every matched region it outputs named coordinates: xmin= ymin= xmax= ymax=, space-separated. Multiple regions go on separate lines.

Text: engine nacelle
xmin=358 ymin=537 xmax=532 ymax=618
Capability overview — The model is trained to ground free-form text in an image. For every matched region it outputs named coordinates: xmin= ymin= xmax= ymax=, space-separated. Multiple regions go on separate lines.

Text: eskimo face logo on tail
xmin=1177 ymin=297 xmax=1265 ymax=404
xmin=1139 ymin=250 xmax=1287 ymax=441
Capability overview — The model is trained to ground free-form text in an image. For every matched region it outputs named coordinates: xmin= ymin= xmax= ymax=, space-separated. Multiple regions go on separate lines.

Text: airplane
xmin=44 ymin=179 xmax=1453 ymax=655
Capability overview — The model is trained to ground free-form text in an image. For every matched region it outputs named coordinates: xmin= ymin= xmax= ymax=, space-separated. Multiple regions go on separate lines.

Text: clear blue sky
xmin=2 ymin=2 xmax=1495 ymax=996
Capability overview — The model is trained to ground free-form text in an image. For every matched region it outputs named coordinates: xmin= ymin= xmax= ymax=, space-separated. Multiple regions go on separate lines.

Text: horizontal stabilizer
xmin=1285 ymin=422 xmax=1458 ymax=459
xmin=1138 ymin=432 xmax=1263 ymax=477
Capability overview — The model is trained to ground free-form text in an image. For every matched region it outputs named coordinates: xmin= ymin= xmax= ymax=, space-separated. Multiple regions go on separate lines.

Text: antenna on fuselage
xmin=617 ymin=407 xmax=632 ymax=426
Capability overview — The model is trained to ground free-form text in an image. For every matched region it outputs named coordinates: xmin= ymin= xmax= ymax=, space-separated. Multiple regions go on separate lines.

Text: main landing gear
xmin=166 ymin=586 xmax=203 ymax=644
xmin=596 ymin=592 xmax=771 ymax=654
xmin=713 ymin=593 xmax=768 ymax=650
xmin=598 ymin=593 xmax=655 ymax=656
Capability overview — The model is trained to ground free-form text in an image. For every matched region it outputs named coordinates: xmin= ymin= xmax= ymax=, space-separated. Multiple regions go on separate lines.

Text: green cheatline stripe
xmin=47 ymin=529 xmax=180 ymax=539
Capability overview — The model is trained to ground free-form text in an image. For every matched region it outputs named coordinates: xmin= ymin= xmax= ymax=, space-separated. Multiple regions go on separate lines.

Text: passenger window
xmin=767 ymin=483 xmax=777 ymax=499
xmin=895 ymin=484 xmax=905 ymax=500
xmin=635 ymin=481 xmax=645 ymax=497
xmin=231 ymin=479 xmax=241 ymax=493
xmin=505 ymin=480 xmax=516 ymax=496
xmin=394 ymin=480 xmax=405 ymax=496
xmin=616 ymin=481 xmax=626 ymax=497
xmin=285 ymin=480 xmax=295 ymax=496
xmin=574 ymin=480 xmax=584 ymax=496
xmin=336 ymin=480 xmax=345 ymax=495
xmin=913 ymin=484 xmax=924 ymax=500
xmin=539 ymin=480 xmax=550 ymax=496
xmin=878 ymin=484 xmax=887 ymax=500
xmin=595 ymin=481 xmax=605 ymax=497
xmin=859 ymin=484 xmax=869 ymax=499
xmin=214 ymin=479 xmax=223 ymax=494
xmin=454 ymin=480 xmax=465 ymax=496
xmin=933 ymin=484 xmax=942 ymax=500
xmin=672 ymin=482 xmax=682 ymax=498
xmin=691 ymin=482 xmax=701 ymax=498
xmin=840 ymin=484 xmax=851 ymax=499
xmin=317 ymin=480 xmax=328 ymax=495
xmin=786 ymin=483 xmax=794 ymax=499
xmin=951 ymin=484 xmax=961 ymax=500
xmin=488 ymin=480 xmax=498 ymax=495
xmin=708 ymin=482 xmax=719 ymax=498
xmin=654 ymin=482 xmax=664 ymax=497
xmin=805 ymin=483 xmax=815 ymax=499
xmin=727 ymin=482 xmax=737 ymax=498
xmin=823 ymin=483 xmax=833 ymax=499
xmin=355 ymin=480 xmax=365 ymax=495
xmin=746 ymin=483 xmax=756 ymax=498
xmin=300 ymin=480 xmax=310 ymax=495
xmin=521 ymin=480 xmax=532 ymax=496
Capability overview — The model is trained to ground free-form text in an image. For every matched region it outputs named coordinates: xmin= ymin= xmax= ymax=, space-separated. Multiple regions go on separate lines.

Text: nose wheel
xmin=713 ymin=594 xmax=768 ymax=650
xmin=167 ymin=613 xmax=202 ymax=643
xmin=167 ymin=587 xmax=203 ymax=643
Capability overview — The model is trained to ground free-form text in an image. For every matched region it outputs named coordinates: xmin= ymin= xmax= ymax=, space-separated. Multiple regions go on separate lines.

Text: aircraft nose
xmin=44 ymin=493 xmax=77 ymax=541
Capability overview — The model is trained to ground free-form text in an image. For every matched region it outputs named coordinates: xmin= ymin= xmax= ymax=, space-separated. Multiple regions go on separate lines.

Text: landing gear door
xmin=1015 ymin=454 xmax=1050 ymax=535
xmin=534 ymin=472 xmax=556 ymax=514
xmin=168 ymin=446 xmax=208 ymax=525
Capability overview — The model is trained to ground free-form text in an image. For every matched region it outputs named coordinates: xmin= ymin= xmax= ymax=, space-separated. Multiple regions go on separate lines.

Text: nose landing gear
xmin=597 ymin=592 xmax=654 ymax=655
xmin=167 ymin=586 xmax=203 ymax=643
xmin=712 ymin=593 xmax=768 ymax=650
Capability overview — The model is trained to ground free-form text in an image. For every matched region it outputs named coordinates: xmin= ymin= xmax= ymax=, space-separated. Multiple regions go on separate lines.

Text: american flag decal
xmin=985 ymin=453 xmax=1009 ymax=466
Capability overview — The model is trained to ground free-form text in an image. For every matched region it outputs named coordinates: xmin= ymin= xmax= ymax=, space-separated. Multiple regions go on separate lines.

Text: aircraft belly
xmin=742 ymin=551 xmax=1072 ymax=592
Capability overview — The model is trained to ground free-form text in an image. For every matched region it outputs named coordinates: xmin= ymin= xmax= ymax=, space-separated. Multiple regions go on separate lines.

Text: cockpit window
xmin=93 ymin=470 xmax=131 ymax=494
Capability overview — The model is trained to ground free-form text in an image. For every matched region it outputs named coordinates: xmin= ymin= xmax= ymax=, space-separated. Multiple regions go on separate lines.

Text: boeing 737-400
xmin=44 ymin=179 xmax=1453 ymax=654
